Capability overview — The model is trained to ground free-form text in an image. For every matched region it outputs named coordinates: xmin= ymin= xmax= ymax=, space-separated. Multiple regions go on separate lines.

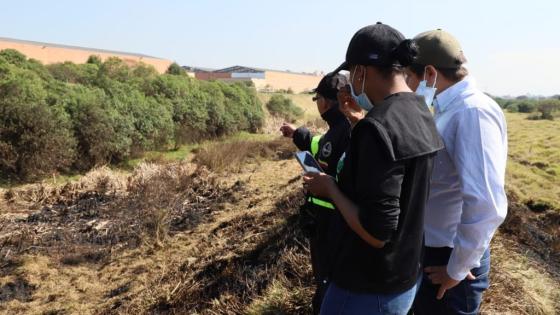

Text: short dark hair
xmin=409 ymin=53 xmax=469 ymax=82
xmin=377 ymin=64 xmax=407 ymax=78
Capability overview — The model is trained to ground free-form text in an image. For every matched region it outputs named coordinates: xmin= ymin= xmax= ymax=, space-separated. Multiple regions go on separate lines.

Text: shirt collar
xmin=434 ymin=76 xmax=476 ymax=114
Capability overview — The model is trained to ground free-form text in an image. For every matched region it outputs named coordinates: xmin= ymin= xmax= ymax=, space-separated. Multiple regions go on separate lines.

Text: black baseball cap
xmin=313 ymin=72 xmax=349 ymax=101
xmin=334 ymin=22 xmax=408 ymax=73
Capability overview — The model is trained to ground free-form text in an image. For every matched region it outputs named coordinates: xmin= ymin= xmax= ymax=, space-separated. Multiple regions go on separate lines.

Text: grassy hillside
xmin=505 ymin=112 xmax=560 ymax=210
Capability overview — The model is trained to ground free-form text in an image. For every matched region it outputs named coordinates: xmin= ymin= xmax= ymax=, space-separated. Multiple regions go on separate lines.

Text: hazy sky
xmin=1 ymin=0 xmax=558 ymax=96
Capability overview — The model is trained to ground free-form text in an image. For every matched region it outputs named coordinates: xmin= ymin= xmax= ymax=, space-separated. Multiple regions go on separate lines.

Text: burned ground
xmin=0 ymin=137 xmax=559 ymax=315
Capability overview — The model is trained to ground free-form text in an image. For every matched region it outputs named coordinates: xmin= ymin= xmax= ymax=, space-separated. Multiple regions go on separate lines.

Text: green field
xmin=505 ymin=112 xmax=560 ymax=210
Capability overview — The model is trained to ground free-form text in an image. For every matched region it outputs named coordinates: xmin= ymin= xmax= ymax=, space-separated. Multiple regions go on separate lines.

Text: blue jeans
xmin=320 ymin=277 xmax=421 ymax=315
xmin=412 ymin=247 xmax=490 ymax=315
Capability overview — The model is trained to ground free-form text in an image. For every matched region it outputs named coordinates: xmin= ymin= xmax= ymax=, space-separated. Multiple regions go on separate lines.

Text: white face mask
xmin=349 ymin=67 xmax=373 ymax=111
xmin=415 ymin=68 xmax=437 ymax=108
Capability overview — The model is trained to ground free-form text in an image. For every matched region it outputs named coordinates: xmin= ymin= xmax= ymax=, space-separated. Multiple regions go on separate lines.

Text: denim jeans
xmin=412 ymin=247 xmax=491 ymax=315
xmin=320 ymin=276 xmax=422 ymax=315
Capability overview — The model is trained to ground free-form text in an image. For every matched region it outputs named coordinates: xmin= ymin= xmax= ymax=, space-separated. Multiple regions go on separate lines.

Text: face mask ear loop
xmin=361 ymin=67 xmax=366 ymax=95
xmin=351 ymin=67 xmax=357 ymax=85
xmin=349 ymin=67 xmax=358 ymax=96
xmin=424 ymin=66 xmax=438 ymax=89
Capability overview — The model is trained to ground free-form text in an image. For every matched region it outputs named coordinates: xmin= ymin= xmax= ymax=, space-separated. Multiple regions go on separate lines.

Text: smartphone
xmin=295 ymin=151 xmax=323 ymax=173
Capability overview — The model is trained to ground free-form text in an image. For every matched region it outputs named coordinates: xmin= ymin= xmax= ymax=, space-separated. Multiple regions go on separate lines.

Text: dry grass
xmin=193 ymin=137 xmax=294 ymax=172
xmin=506 ymin=112 xmax=560 ymax=210
xmin=0 ymin=160 xmax=238 ymax=314
xmin=0 ymin=139 xmax=306 ymax=315
xmin=482 ymin=232 xmax=560 ymax=315
xmin=258 ymin=92 xmax=326 ymax=138
xmin=133 ymin=189 xmax=311 ymax=315
xmin=257 ymin=93 xmax=317 ymax=122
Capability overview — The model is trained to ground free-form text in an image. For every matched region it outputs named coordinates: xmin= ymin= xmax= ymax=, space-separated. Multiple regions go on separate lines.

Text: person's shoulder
xmin=352 ymin=117 xmax=388 ymax=150
xmin=353 ymin=116 xmax=382 ymax=136
xmin=460 ymin=90 xmax=505 ymax=121
xmin=367 ymin=92 xmax=424 ymax=122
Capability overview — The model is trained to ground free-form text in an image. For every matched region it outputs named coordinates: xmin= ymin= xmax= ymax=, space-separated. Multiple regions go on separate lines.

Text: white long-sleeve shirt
xmin=426 ymin=76 xmax=508 ymax=281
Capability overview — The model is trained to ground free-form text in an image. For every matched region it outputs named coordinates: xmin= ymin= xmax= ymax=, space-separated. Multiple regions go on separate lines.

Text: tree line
xmin=494 ymin=95 xmax=560 ymax=120
xmin=0 ymin=49 xmax=264 ymax=180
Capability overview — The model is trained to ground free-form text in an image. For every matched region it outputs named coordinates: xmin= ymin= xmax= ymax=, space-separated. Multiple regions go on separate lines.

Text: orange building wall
xmin=0 ymin=39 xmax=173 ymax=73
xmin=195 ymin=72 xmax=232 ymax=80
xmin=262 ymin=71 xmax=321 ymax=93
xmin=195 ymin=71 xmax=322 ymax=93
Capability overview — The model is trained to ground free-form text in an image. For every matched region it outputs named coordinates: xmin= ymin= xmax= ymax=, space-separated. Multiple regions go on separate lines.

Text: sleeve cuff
xmin=292 ymin=127 xmax=310 ymax=150
xmin=447 ymin=243 xmax=488 ymax=281
xmin=446 ymin=263 xmax=470 ymax=281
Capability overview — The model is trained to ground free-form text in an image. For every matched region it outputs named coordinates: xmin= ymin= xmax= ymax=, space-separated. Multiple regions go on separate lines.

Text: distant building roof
xmin=214 ymin=66 xmax=264 ymax=73
xmin=182 ymin=65 xmax=215 ymax=72
xmin=212 ymin=65 xmax=322 ymax=76
xmin=0 ymin=36 xmax=165 ymax=60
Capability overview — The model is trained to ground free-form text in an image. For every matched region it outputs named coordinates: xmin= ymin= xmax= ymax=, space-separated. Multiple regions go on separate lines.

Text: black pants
xmin=310 ymin=234 xmax=330 ymax=315
xmin=300 ymin=203 xmax=332 ymax=314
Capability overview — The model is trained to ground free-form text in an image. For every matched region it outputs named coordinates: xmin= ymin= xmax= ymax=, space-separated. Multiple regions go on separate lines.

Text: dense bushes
xmin=0 ymin=49 xmax=264 ymax=180
xmin=266 ymin=94 xmax=304 ymax=122
xmin=0 ymin=56 xmax=76 ymax=179
xmin=495 ymin=97 xmax=560 ymax=120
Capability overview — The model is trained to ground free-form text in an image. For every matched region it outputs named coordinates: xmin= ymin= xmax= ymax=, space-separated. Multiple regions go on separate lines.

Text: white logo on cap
xmin=369 ymin=53 xmax=379 ymax=60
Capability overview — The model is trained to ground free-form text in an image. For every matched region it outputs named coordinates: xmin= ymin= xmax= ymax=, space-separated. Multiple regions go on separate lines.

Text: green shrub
xmin=148 ymin=75 xmax=209 ymax=144
xmin=166 ymin=62 xmax=186 ymax=75
xmin=536 ymin=99 xmax=560 ymax=120
xmin=98 ymin=57 xmax=131 ymax=82
xmin=266 ymin=94 xmax=303 ymax=122
xmin=0 ymin=49 xmax=265 ymax=180
xmin=517 ymin=101 xmax=537 ymax=113
xmin=506 ymin=103 xmax=519 ymax=113
xmin=61 ymin=85 xmax=133 ymax=169
xmin=103 ymin=81 xmax=174 ymax=153
xmin=86 ymin=55 xmax=102 ymax=66
xmin=0 ymin=61 xmax=75 ymax=179
xmin=47 ymin=62 xmax=99 ymax=85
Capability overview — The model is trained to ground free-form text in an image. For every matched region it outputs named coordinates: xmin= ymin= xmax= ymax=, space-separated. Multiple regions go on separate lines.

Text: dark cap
xmin=313 ymin=72 xmax=349 ymax=100
xmin=334 ymin=22 xmax=412 ymax=73
xmin=413 ymin=29 xmax=466 ymax=69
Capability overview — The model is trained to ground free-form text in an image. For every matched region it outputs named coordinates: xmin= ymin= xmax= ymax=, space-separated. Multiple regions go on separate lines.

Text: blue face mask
xmin=415 ymin=68 xmax=437 ymax=108
xmin=349 ymin=67 xmax=373 ymax=111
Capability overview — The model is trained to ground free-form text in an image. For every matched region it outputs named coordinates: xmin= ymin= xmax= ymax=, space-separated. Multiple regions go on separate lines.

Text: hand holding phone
xmin=295 ymin=151 xmax=323 ymax=173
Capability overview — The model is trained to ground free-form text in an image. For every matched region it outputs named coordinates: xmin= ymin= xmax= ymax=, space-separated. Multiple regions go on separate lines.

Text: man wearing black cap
xmin=304 ymin=22 xmax=443 ymax=314
xmin=405 ymin=30 xmax=508 ymax=315
xmin=280 ymin=73 xmax=350 ymax=314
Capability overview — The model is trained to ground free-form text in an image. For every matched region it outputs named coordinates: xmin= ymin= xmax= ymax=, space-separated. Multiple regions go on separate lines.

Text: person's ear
xmin=355 ymin=65 xmax=365 ymax=81
xmin=425 ymin=65 xmax=438 ymax=86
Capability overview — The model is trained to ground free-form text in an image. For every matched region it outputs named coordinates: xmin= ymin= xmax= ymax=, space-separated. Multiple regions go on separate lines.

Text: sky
xmin=1 ymin=0 xmax=558 ymax=96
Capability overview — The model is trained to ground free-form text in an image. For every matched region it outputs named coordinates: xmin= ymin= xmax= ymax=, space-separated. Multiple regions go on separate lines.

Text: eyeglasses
xmin=312 ymin=95 xmax=322 ymax=102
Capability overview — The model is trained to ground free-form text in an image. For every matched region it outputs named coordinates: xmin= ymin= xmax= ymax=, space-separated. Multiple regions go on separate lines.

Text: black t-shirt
xmin=330 ymin=92 xmax=443 ymax=294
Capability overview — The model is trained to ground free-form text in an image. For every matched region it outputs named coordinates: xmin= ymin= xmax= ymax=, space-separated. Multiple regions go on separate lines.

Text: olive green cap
xmin=413 ymin=29 xmax=466 ymax=69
